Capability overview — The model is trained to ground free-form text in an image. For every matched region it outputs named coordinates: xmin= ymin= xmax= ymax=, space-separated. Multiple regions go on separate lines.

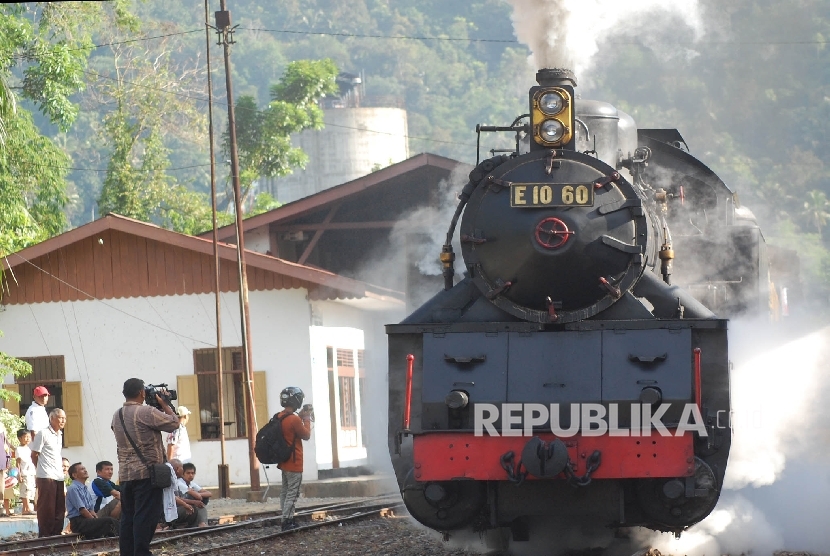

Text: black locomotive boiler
xmin=386 ymin=69 xmax=757 ymax=542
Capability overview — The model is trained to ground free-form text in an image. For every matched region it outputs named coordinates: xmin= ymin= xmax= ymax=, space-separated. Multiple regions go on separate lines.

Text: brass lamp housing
xmin=531 ymin=87 xmax=574 ymax=147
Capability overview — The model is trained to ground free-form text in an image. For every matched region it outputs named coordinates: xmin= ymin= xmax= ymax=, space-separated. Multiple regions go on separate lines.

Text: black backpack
xmin=254 ymin=413 xmax=295 ymax=464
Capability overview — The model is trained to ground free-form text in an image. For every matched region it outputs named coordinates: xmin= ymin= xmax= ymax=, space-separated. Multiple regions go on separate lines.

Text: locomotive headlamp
xmin=531 ymin=86 xmax=574 ymax=148
xmin=540 ymin=120 xmax=566 ymax=143
xmin=539 ymin=92 xmax=565 ymax=115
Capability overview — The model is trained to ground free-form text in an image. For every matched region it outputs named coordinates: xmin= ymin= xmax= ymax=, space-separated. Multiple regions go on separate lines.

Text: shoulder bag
xmin=118 ymin=408 xmax=172 ymax=489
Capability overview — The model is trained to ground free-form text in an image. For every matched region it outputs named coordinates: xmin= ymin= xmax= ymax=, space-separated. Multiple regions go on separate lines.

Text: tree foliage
xmin=2 ymin=0 xmax=829 ymax=306
xmin=93 ymin=30 xmax=211 ymax=234
xmin=0 ymin=3 xmax=100 ymax=255
xmin=228 ymin=59 xmax=339 ymax=201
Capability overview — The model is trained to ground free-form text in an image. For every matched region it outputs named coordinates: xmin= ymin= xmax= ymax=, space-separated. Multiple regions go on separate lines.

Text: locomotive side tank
xmin=388 ymin=69 xmax=734 ymax=541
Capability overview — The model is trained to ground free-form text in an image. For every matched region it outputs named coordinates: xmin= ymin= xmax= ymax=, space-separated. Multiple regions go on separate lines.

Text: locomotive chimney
xmin=536 ymin=68 xmax=577 ymax=89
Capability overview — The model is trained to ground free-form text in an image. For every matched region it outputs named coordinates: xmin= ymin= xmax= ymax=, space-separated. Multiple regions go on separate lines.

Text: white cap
xmin=177 ymin=406 xmax=192 ymax=416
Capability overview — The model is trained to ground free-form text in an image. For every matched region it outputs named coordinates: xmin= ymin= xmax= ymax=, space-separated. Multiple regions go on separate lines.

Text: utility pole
xmin=214 ymin=2 xmax=261 ymax=497
xmin=205 ymin=0 xmax=229 ymax=499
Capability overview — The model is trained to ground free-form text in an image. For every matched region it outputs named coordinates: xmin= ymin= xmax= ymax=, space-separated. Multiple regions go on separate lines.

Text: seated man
xmin=166 ymin=459 xmax=199 ymax=530
xmin=91 ymin=460 xmax=121 ymax=520
xmin=65 ymin=463 xmax=118 ymax=539
xmin=177 ymin=463 xmax=211 ymax=527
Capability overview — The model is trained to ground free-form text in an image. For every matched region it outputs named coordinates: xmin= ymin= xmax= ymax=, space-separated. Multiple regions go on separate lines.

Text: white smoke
xmin=505 ymin=0 xmax=706 ymax=75
xmin=645 ymin=492 xmax=785 ymax=555
xmin=638 ymin=322 xmax=830 ymax=554
xmin=725 ymin=322 xmax=830 ymax=489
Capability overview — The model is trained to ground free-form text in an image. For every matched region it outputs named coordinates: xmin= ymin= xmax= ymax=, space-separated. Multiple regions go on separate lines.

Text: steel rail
xmin=0 ymin=494 xmax=400 ymax=556
xmin=156 ymin=502 xmax=404 ymax=556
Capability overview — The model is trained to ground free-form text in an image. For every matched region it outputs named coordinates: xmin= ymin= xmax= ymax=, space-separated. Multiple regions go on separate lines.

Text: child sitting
xmin=14 ymin=430 xmax=36 ymax=516
xmin=176 ymin=463 xmax=211 ymax=527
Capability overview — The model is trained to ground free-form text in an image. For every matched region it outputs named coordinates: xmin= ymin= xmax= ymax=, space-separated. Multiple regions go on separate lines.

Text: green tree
xmin=0 ymin=3 xmax=136 ymax=393
xmin=228 ymin=59 xmax=339 ymax=202
xmin=0 ymin=3 xmax=99 ymax=253
xmin=803 ymin=190 xmax=830 ymax=239
xmin=94 ymin=33 xmax=210 ymax=233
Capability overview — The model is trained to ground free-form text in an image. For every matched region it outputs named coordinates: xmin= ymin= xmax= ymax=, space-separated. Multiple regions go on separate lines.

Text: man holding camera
xmin=276 ymin=386 xmax=313 ymax=531
xmin=111 ymin=379 xmax=179 ymax=556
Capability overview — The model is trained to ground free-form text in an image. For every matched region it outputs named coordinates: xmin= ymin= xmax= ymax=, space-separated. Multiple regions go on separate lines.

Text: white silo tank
xmin=265 ymin=105 xmax=409 ymax=203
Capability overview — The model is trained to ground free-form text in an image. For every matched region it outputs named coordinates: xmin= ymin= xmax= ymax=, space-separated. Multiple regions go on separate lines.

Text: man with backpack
xmin=270 ymin=387 xmax=312 ymax=531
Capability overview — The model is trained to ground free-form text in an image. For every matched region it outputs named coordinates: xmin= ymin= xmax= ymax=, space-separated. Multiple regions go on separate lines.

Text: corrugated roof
xmin=2 ymin=214 xmax=403 ymax=306
xmin=202 ymin=153 xmax=463 ymax=241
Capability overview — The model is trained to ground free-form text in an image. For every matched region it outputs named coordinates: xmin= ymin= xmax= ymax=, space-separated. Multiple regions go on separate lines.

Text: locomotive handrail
xmin=403 ymin=354 xmax=415 ymax=430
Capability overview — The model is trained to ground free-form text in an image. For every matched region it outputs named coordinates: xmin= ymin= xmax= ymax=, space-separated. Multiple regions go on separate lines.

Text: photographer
xmin=111 ymin=379 xmax=179 ymax=556
xmin=275 ymin=387 xmax=313 ymax=531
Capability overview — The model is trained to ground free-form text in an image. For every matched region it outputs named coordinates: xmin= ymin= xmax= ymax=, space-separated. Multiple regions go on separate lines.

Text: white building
xmin=0 ymin=214 xmax=404 ymax=486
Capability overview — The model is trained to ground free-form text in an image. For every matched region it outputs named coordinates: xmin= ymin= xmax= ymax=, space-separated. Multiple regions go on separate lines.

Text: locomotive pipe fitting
xmin=659 ymin=246 xmax=675 ymax=285
xmin=440 ymin=245 xmax=456 ymax=291
xmin=633 ymin=271 xmax=715 ymax=319
xmin=659 ymin=217 xmax=674 ymax=285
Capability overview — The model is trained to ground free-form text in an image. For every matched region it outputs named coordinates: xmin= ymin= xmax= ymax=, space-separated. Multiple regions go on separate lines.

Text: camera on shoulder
xmin=145 ymin=383 xmax=178 ymax=410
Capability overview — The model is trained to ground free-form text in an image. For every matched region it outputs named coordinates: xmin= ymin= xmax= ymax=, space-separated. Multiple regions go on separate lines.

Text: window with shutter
xmin=15 ymin=356 xmax=66 ymax=418
xmin=192 ymin=347 xmax=249 ymax=439
xmin=334 ymin=348 xmax=359 ymax=448
xmin=176 ymin=375 xmax=201 ymax=441
xmin=63 ymin=382 xmax=83 ymax=447
xmin=2 ymin=384 xmax=20 ymax=417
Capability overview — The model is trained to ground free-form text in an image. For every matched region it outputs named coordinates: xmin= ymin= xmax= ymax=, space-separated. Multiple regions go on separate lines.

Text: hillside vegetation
xmin=1 ymin=0 xmax=829 ymax=305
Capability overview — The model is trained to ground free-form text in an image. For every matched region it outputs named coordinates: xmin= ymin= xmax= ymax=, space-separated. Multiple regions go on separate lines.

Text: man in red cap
xmin=26 ymin=386 xmax=50 ymax=434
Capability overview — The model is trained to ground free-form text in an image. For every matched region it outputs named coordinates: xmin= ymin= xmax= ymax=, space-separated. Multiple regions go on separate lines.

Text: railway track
xmin=0 ymin=493 xmax=402 ymax=556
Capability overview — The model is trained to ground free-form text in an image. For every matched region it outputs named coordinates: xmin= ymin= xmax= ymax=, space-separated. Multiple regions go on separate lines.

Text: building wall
xmin=0 ymin=288 xmax=316 ymax=486
xmin=309 ymin=326 xmax=366 ymax=470
xmin=243 ymin=226 xmax=271 ymax=255
xmin=314 ymin=301 xmax=404 ymax=473
xmin=264 ymin=108 xmax=409 ymax=204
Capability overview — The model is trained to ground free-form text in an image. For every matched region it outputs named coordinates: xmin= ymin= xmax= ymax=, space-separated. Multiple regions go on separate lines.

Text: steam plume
xmin=505 ymin=0 xmax=706 ymax=74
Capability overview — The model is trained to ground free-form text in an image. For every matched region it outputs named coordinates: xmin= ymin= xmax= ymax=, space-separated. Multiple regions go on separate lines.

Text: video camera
xmin=145 ymin=383 xmax=177 ymax=410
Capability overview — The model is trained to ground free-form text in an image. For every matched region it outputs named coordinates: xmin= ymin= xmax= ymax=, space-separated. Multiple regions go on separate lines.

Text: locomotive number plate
xmin=510 ymin=183 xmax=595 ymax=208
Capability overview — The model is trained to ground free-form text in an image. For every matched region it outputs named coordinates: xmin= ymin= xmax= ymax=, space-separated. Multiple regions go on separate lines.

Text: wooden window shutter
xmin=63 ymin=382 xmax=83 ymax=447
xmin=3 ymin=384 xmax=20 ymax=416
xmin=177 ymin=375 xmax=201 ymax=441
xmin=253 ymin=371 xmax=268 ymax=432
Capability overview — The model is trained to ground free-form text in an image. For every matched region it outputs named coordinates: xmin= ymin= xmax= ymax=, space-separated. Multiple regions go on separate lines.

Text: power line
xmin=240 ymin=26 xmax=829 ymax=46
xmin=88 ymin=29 xmax=203 ymax=50
xmin=242 ymin=27 xmax=519 ymax=43
xmin=10 ymin=161 xmax=212 ymax=173
xmin=12 ymin=29 xmax=204 ymax=59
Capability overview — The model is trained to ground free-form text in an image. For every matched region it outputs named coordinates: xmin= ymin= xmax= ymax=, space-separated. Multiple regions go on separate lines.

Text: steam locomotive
xmin=386 ymin=69 xmax=773 ymax=542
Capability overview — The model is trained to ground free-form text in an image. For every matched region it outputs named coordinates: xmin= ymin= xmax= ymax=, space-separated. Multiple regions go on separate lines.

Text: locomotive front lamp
xmin=540 ymin=120 xmax=566 ymax=143
xmin=539 ymin=92 xmax=565 ymax=115
xmin=531 ymin=87 xmax=574 ymax=147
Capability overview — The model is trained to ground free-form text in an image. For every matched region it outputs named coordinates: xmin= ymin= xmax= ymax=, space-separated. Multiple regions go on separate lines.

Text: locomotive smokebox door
xmin=460 ymin=149 xmax=655 ymax=323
